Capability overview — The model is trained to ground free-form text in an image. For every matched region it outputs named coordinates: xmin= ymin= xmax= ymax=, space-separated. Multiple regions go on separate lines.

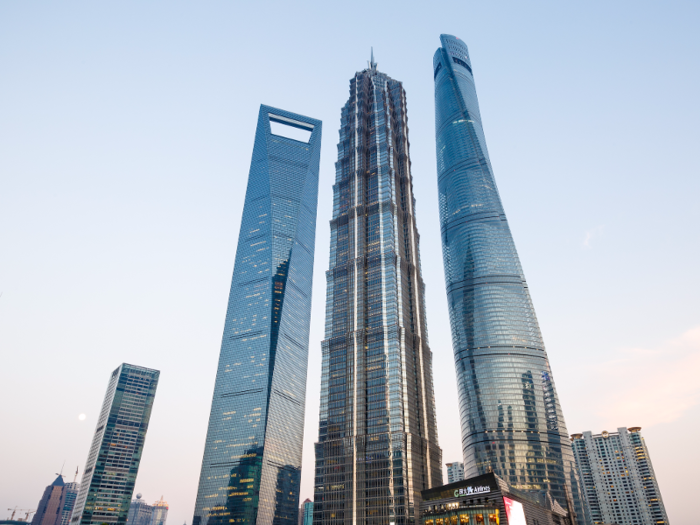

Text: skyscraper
xmin=71 ymin=364 xmax=160 ymax=525
xmin=192 ymin=106 xmax=322 ymax=525
xmin=300 ymin=500 xmax=313 ymax=525
xmin=32 ymin=475 xmax=66 ymax=525
xmin=446 ymin=462 xmax=465 ymax=484
xmin=149 ymin=499 xmax=168 ymax=525
xmin=313 ymin=55 xmax=442 ymax=525
xmin=60 ymin=482 xmax=80 ymax=525
xmin=31 ymin=475 xmax=80 ymax=525
xmin=432 ymin=34 xmax=586 ymax=522
xmin=571 ymin=427 xmax=668 ymax=525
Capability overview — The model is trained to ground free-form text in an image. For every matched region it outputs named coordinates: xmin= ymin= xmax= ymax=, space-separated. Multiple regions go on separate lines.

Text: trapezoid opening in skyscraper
xmin=192 ymin=105 xmax=322 ymax=525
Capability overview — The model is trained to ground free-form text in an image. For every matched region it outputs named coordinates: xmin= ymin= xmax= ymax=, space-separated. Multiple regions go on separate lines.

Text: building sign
xmin=453 ymin=485 xmax=491 ymax=497
xmin=503 ymin=497 xmax=526 ymax=525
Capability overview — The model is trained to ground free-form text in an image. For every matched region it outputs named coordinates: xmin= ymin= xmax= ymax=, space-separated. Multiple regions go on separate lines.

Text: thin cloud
xmin=583 ymin=225 xmax=604 ymax=249
xmin=597 ymin=326 xmax=700 ymax=428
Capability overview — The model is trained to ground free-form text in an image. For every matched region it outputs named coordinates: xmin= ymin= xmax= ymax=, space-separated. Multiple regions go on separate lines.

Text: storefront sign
xmin=453 ymin=485 xmax=491 ymax=497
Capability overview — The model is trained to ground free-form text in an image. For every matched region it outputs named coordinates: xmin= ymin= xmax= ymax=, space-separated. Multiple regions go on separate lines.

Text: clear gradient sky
xmin=1 ymin=1 xmax=698 ymax=524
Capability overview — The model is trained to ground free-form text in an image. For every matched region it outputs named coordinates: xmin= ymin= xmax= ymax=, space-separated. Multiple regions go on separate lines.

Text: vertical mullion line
xmin=377 ymin=77 xmax=395 ymax=512
xmin=403 ymin=83 xmax=432 ymax=489
xmin=351 ymin=74 xmax=359 ymax=525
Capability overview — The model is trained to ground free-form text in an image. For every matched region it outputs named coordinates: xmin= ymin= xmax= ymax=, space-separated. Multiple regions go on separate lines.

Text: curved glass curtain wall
xmin=313 ymin=61 xmax=442 ymax=525
xmin=192 ymin=105 xmax=322 ymax=525
xmin=432 ymin=34 xmax=588 ymax=524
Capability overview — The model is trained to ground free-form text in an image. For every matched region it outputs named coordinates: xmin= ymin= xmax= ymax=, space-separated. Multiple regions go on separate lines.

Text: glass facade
xmin=432 ymin=34 xmax=586 ymax=523
xmin=313 ymin=58 xmax=442 ymax=525
xmin=60 ymin=483 xmax=80 ymax=525
xmin=424 ymin=507 xmax=500 ymax=525
xmin=71 ymin=364 xmax=160 ymax=525
xmin=571 ymin=427 xmax=669 ymax=525
xmin=301 ymin=501 xmax=313 ymax=525
xmin=192 ymin=105 xmax=322 ymax=525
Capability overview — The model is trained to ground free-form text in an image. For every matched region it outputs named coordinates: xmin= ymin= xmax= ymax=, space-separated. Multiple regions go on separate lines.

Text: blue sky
xmin=1 ymin=1 xmax=698 ymax=524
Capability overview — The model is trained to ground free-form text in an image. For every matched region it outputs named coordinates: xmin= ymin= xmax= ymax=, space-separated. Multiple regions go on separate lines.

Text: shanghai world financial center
xmin=192 ymin=106 xmax=322 ymax=525
xmin=193 ymin=35 xmax=587 ymax=525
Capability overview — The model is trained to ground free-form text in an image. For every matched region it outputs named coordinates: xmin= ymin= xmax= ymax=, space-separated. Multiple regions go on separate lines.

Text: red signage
xmin=503 ymin=497 xmax=526 ymax=525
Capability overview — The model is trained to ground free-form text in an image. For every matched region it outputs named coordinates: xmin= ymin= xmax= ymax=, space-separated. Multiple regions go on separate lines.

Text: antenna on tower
xmin=73 ymin=466 xmax=79 ymax=483
xmin=370 ymin=47 xmax=377 ymax=70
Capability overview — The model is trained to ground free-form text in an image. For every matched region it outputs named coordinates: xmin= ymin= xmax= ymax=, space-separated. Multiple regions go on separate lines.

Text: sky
xmin=1 ymin=1 xmax=699 ymax=524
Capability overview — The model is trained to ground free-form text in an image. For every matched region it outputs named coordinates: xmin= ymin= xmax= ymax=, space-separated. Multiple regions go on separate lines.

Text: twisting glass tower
xmin=432 ymin=34 xmax=587 ymax=523
xmin=193 ymin=106 xmax=322 ymax=525
xmin=314 ymin=54 xmax=442 ymax=525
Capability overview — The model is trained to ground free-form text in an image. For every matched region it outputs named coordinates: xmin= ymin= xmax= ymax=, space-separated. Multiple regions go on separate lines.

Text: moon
xmin=78 ymin=414 xmax=86 ymax=421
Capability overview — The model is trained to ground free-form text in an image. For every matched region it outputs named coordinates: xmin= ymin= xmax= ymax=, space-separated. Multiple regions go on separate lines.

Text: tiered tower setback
xmin=313 ymin=57 xmax=442 ymax=525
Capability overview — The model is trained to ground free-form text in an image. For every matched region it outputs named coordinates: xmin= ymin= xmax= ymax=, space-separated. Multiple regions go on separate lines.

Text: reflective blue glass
xmin=313 ymin=58 xmax=442 ymax=525
xmin=433 ymin=34 xmax=588 ymax=523
xmin=192 ymin=105 xmax=322 ymax=525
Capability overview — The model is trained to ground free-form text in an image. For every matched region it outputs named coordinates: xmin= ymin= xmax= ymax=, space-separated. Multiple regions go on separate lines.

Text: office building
xmin=421 ymin=472 xmax=570 ymax=525
xmin=300 ymin=500 xmax=312 ymax=525
xmin=571 ymin=427 xmax=668 ymax=525
xmin=60 ymin=483 xmax=80 ymax=525
xmin=127 ymin=495 xmax=153 ymax=525
xmin=32 ymin=475 xmax=66 ymax=525
xmin=71 ymin=364 xmax=160 ymax=525
xmin=446 ymin=462 xmax=465 ymax=484
xmin=432 ymin=34 xmax=586 ymax=522
xmin=191 ymin=106 xmax=322 ymax=525
xmin=149 ymin=499 xmax=168 ymax=525
xmin=313 ymin=54 xmax=443 ymax=525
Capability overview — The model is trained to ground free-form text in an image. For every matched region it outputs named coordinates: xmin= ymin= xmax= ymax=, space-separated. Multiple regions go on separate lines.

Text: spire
xmin=369 ymin=47 xmax=377 ymax=70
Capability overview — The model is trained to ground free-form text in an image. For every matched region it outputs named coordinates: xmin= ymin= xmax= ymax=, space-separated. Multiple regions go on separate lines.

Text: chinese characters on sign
xmin=453 ymin=486 xmax=491 ymax=498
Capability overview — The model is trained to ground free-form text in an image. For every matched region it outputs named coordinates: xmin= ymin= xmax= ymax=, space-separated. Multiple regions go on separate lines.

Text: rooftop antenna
xmin=370 ymin=47 xmax=377 ymax=70
xmin=56 ymin=460 xmax=65 ymax=478
xmin=73 ymin=466 xmax=79 ymax=483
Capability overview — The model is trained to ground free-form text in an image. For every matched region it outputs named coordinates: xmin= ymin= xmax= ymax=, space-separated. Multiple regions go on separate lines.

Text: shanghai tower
xmin=433 ymin=34 xmax=587 ymax=523
xmin=193 ymin=106 xmax=321 ymax=525
xmin=313 ymin=55 xmax=442 ymax=525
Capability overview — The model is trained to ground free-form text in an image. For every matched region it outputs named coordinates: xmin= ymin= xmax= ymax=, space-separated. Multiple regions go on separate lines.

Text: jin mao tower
xmin=313 ymin=55 xmax=442 ymax=525
xmin=432 ymin=34 xmax=587 ymax=523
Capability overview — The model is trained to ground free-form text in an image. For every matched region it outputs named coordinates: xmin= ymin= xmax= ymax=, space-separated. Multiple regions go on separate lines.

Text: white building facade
xmin=446 ymin=462 xmax=465 ymax=484
xmin=571 ymin=427 xmax=668 ymax=525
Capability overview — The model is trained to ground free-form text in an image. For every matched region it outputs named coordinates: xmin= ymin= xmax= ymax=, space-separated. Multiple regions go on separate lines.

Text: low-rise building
xmin=420 ymin=472 xmax=571 ymax=525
